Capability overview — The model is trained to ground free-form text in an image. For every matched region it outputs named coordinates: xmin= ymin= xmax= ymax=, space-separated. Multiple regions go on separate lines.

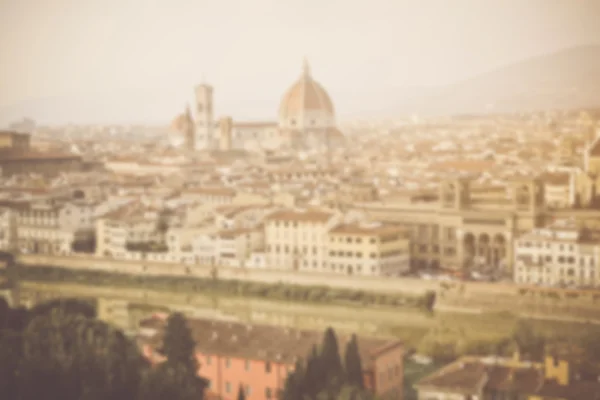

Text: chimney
xmin=211 ymin=331 xmax=218 ymax=340
xmin=231 ymin=334 xmax=238 ymax=343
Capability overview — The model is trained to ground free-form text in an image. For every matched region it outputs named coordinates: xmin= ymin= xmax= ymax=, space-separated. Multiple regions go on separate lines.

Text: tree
xmin=423 ymin=291 xmax=437 ymax=313
xmin=282 ymin=360 xmax=305 ymax=400
xmin=512 ymin=320 xmax=545 ymax=361
xmin=158 ymin=312 xmax=208 ymax=400
xmin=304 ymin=345 xmax=324 ymax=398
xmin=237 ymin=384 xmax=247 ymax=400
xmin=160 ymin=312 xmax=198 ymax=375
xmin=320 ymin=328 xmax=344 ymax=394
xmin=0 ymin=330 xmax=22 ymax=399
xmin=27 ymin=298 xmax=97 ymax=322
xmin=138 ymin=363 xmax=203 ymax=400
xmin=18 ymin=312 xmax=145 ymax=400
xmin=344 ymin=335 xmax=364 ymax=389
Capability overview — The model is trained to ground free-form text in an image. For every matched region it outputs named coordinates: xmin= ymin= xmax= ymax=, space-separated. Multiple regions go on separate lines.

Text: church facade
xmin=170 ymin=60 xmax=344 ymax=152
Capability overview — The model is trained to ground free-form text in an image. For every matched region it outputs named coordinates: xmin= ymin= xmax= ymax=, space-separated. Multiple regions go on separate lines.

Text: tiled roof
xmin=416 ymin=356 xmax=600 ymax=399
xmin=265 ymin=209 xmax=333 ymax=223
xmin=416 ymin=361 xmax=486 ymax=393
xmin=0 ymin=151 xmax=81 ymax=162
xmin=139 ymin=317 xmax=402 ymax=369
xmin=328 ymin=223 xmax=408 ymax=237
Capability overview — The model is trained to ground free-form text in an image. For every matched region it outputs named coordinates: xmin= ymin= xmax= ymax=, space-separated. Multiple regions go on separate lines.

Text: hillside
xmin=421 ymin=44 xmax=600 ymax=116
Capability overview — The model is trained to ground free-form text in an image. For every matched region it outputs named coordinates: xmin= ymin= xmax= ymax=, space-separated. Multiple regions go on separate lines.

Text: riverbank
xmin=15 ymin=264 xmax=437 ymax=312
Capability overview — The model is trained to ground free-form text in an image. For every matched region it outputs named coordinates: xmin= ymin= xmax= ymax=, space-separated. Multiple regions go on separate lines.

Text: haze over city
xmin=1 ymin=0 xmax=600 ymax=125
xmin=4 ymin=2 xmax=600 ymax=400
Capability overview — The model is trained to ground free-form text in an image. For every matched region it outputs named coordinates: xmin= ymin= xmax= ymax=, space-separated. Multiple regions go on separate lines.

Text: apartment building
xmin=514 ymin=218 xmax=600 ymax=288
xmin=214 ymin=227 xmax=264 ymax=267
xmin=541 ymin=172 xmax=572 ymax=209
xmin=139 ymin=316 xmax=404 ymax=400
xmin=16 ymin=201 xmax=78 ymax=255
xmin=327 ymin=222 xmax=411 ymax=277
xmin=96 ymin=201 xmax=163 ymax=259
xmin=265 ymin=209 xmax=341 ymax=271
xmin=0 ymin=207 xmax=16 ymax=251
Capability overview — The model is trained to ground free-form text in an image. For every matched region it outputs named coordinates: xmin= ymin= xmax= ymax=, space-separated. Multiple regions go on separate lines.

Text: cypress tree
xmin=282 ymin=360 xmax=305 ymax=400
xmin=344 ymin=335 xmax=364 ymax=389
xmin=160 ymin=312 xmax=198 ymax=375
xmin=304 ymin=345 xmax=323 ymax=398
xmin=320 ymin=328 xmax=344 ymax=392
xmin=237 ymin=384 xmax=246 ymax=400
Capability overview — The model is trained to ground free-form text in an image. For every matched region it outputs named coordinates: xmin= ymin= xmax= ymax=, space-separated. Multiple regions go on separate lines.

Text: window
xmin=265 ymin=361 xmax=272 ymax=373
xmin=246 ymin=385 xmax=252 ymax=396
xmin=226 ymin=358 xmax=231 ymax=368
xmin=265 ymin=388 xmax=272 ymax=399
xmin=206 ymin=356 xmax=211 ymax=365
xmin=226 ymin=382 xmax=231 ymax=393
xmin=245 ymin=359 xmax=251 ymax=371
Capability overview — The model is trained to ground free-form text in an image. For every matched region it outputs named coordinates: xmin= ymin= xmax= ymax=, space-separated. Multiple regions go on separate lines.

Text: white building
xmin=265 ymin=208 xmax=342 ymax=271
xmin=0 ymin=207 xmax=16 ymax=251
xmin=514 ymin=218 xmax=600 ymax=288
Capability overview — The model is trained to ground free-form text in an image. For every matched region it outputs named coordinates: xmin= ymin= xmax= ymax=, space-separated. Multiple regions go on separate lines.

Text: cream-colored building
xmin=265 ymin=209 xmax=342 ymax=271
xmin=0 ymin=207 xmax=16 ymax=251
xmin=514 ymin=218 xmax=600 ymax=288
xmin=326 ymin=222 xmax=410 ymax=277
xmin=214 ymin=227 xmax=264 ymax=268
xmin=16 ymin=202 xmax=77 ymax=255
xmin=95 ymin=201 xmax=163 ymax=259
xmin=361 ymin=177 xmax=547 ymax=272
xmin=171 ymin=59 xmax=344 ymax=152
xmin=541 ymin=172 xmax=572 ymax=209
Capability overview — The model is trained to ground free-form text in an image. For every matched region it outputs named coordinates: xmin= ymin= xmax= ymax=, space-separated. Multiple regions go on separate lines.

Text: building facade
xmin=0 ymin=131 xmax=82 ymax=177
xmin=514 ymin=218 xmax=600 ymax=288
xmin=139 ymin=316 xmax=405 ymax=400
xmin=327 ymin=223 xmax=411 ymax=277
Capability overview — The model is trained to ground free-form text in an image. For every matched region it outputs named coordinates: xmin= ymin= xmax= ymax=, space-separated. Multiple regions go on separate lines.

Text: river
xmin=7 ymin=277 xmax=598 ymax=350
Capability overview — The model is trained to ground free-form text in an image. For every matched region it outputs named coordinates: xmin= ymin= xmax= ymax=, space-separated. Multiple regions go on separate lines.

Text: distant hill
xmin=419 ymin=44 xmax=600 ymax=116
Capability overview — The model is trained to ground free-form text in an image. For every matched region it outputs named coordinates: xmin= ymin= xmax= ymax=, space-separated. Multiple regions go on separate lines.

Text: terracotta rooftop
xmin=428 ymin=160 xmax=495 ymax=173
xmin=139 ymin=316 xmax=402 ymax=369
xmin=540 ymin=172 xmax=570 ymax=186
xmin=266 ymin=209 xmax=334 ymax=223
xmin=0 ymin=151 xmax=81 ymax=162
xmin=328 ymin=223 xmax=408 ymax=237
xmin=416 ymin=356 xmax=600 ymax=399
xmin=184 ymin=187 xmax=237 ymax=197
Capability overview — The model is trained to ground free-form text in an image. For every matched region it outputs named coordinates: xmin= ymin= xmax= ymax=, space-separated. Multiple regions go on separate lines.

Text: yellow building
xmin=361 ymin=177 xmax=547 ymax=272
xmin=327 ymin=222 xmax=410 ymax=276
xmin=265 ymin=209 xmax=341 ymax=271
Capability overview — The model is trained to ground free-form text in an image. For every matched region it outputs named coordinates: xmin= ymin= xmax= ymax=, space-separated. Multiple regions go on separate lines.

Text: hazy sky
xmin=1 ymin=0 xmax=599 ymax=124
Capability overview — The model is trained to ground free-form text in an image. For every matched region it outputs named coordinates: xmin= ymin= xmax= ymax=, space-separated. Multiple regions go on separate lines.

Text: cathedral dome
xmin=170 ymin=113 xmax=187 ymax=132
xmin=278 ymin=59 xmax=335 ymax=126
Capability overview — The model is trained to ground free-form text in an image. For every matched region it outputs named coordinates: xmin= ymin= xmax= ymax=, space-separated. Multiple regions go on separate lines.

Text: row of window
xmin=520 ymin=241 xmax=576 ymax=251
xmin=221 ymin=381 xmax=274 ymax=398
xmin=517 ymin=254 xmax=595 ymax=267
xmin=205 ymin=356 xmax=273 ymax=373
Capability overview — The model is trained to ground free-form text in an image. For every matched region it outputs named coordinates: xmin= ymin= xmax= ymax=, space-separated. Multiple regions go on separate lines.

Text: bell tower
xmin=193 ymin=83 xmax=214 ymax=150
